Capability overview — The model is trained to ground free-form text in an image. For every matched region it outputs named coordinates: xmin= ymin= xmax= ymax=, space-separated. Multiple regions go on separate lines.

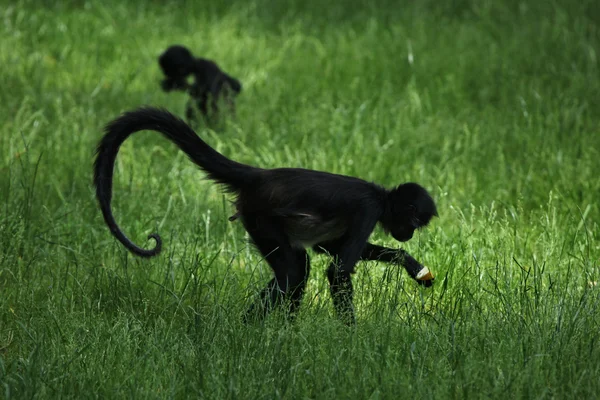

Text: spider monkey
xmin=158 ymin=45 xmax=242 ymax=123
xmin=94 ymin=108 xmax=438 ymax=325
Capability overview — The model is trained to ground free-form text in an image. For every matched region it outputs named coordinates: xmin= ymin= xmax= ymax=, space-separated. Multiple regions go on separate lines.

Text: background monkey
xmin=158 ymin=45 xmax=242 ymax=123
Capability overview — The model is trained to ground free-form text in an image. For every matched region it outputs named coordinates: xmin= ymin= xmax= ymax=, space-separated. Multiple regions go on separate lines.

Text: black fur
xmin=94 ymin=107 xmax=438 ymax=324
xmin=158 ymin=45 xmax=242 ymax=123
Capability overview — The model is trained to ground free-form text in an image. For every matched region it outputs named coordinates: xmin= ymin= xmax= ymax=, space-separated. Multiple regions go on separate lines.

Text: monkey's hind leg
xmin=242 ymin=216 xmax=311 ymax=322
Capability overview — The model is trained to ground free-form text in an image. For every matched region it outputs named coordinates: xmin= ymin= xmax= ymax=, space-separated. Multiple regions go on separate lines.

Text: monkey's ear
xmin=407 ymin=204 xmax=417 ymax=214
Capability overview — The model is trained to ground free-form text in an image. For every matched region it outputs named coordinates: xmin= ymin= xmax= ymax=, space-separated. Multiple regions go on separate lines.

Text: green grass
xmin=1 ymin=0 xmax=599 ymax=398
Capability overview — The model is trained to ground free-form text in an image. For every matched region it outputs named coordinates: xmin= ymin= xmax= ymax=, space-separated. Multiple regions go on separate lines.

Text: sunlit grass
xmin=1 ymin=0 xmax=599 ymax=398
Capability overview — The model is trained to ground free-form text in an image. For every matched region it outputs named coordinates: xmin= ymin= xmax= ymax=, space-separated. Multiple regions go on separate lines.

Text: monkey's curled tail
xmin=93 ymin=107 xmax=258 ymax=257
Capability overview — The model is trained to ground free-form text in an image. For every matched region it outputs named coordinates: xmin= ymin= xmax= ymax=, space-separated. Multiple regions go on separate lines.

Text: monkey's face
xmin=381 ymin=208 xmax=418 ymax=242
xmin=385 ymin=182 xmax=438 ymax=242
xmin=390 ymin=224 xmax=415 ymax=242
xmin=159 ymin=60 xmax=192 ymax=80
xmin=387 ymin=205 xmax=419 ymax=241
xmin=160 ymin=61 xmax=191 ymax=79
xmin=159 ymin=46 xmax=195 ymax=80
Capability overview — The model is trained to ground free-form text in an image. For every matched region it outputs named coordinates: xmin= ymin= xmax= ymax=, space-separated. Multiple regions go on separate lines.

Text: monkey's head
xmin=382 ymin=182 xmax=438 ymax=242
xmin=159 ymin=45 xmax=195 ymax=92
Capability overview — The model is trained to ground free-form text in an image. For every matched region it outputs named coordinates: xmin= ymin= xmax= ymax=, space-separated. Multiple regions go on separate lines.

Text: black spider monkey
xmin=158 ymin=45 xmax=242 ymax=123
xmin=94 ymin=108 xmax=438 ymax=325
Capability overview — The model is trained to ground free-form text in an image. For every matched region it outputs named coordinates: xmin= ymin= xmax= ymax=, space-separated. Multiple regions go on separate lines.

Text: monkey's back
xmin=235 ymin=168 xmax=386 ymax=222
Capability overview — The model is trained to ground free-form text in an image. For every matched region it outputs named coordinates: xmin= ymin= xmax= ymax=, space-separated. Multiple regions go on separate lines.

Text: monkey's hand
xmin=355 ymin=243 xmax=435 ymax=288
xmin=395 ymin=250 xmax=434 ymax=287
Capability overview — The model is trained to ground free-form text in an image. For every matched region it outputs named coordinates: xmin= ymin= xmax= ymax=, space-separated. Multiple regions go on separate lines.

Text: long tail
xmin=93 ymin=107 xmax=259 ymax=257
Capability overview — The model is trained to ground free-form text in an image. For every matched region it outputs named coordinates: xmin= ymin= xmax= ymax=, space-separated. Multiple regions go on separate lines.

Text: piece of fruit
xmin=416 ymin=266 xmax=434 ymax=281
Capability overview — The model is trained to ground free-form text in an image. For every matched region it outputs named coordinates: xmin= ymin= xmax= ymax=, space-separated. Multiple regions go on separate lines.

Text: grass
xmin=1 ymin=0 xmax=599 ymax=398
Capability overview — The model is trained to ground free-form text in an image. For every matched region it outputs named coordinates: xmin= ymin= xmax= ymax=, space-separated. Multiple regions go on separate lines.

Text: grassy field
xmin=1 ymin=0 xmax=599 ymax=398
